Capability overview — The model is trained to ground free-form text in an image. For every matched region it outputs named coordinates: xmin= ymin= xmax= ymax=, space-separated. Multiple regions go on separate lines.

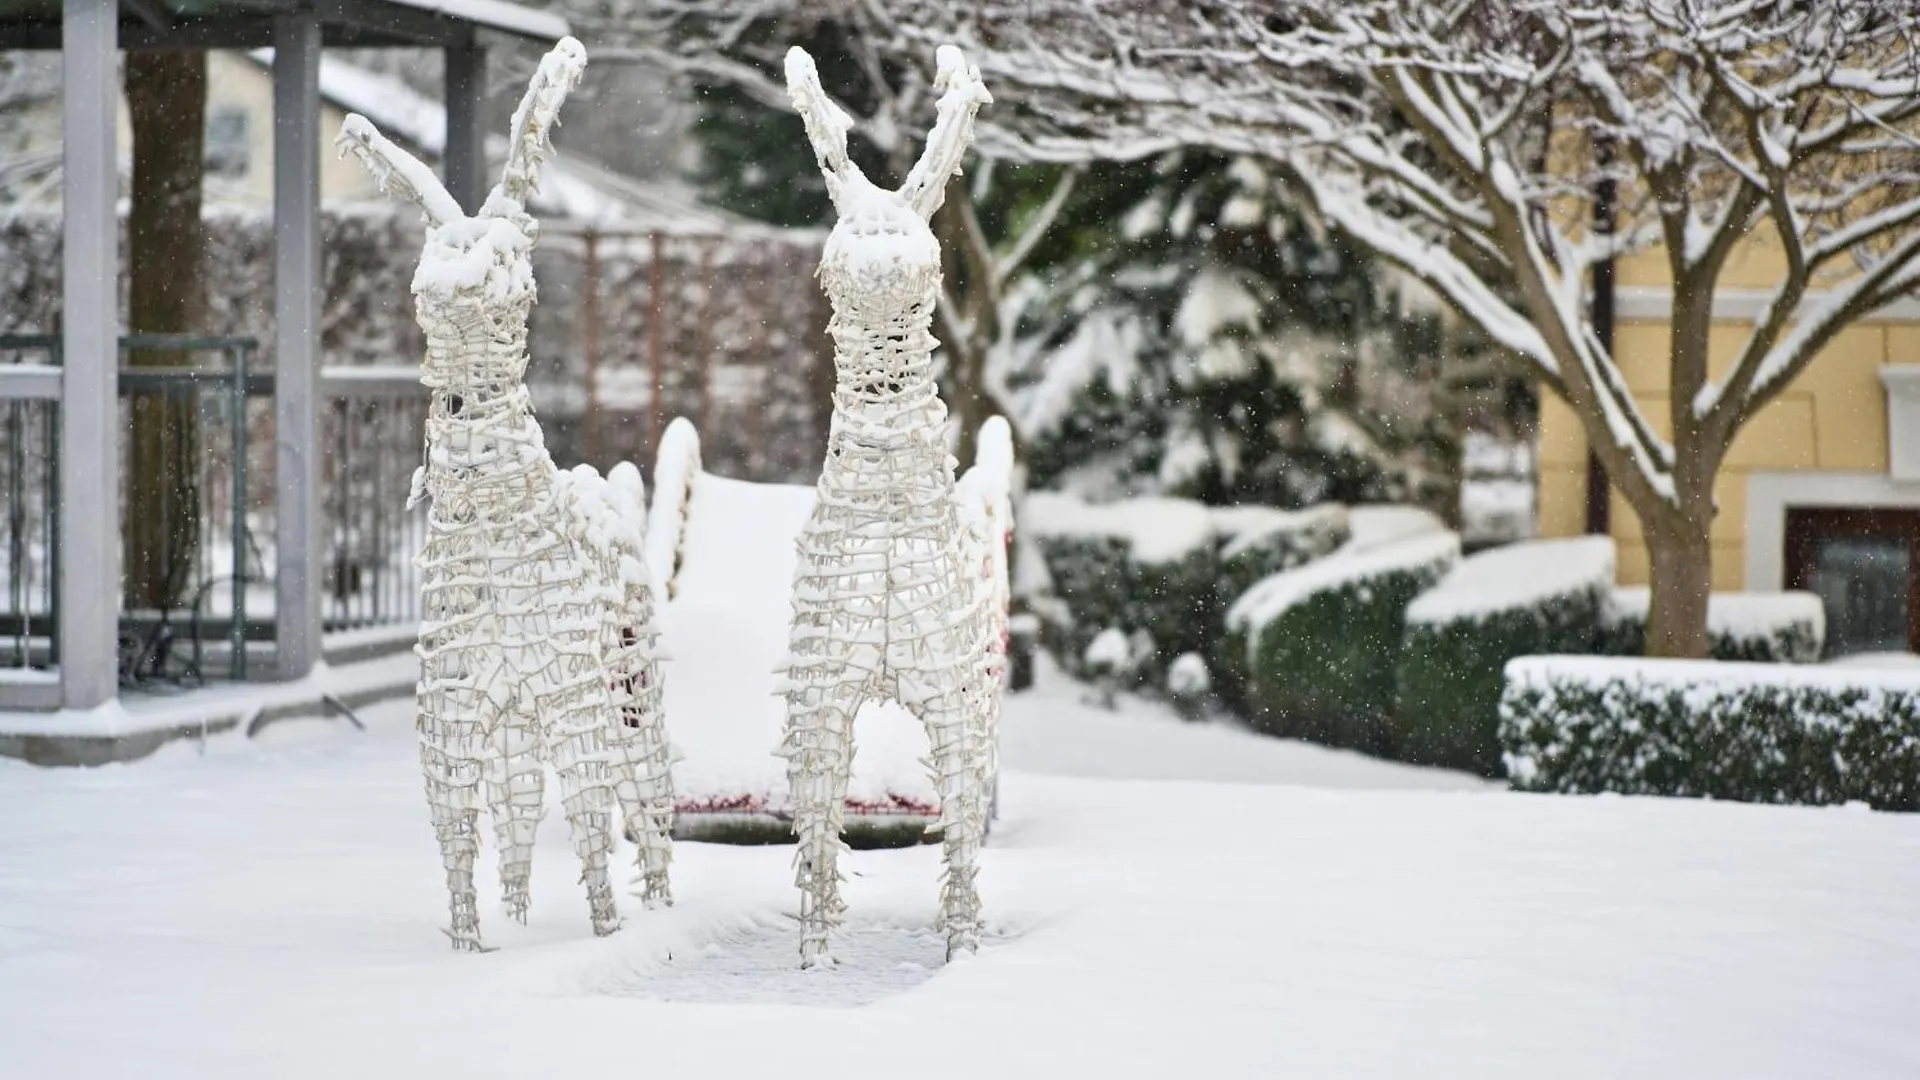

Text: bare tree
xmin=894 ymin=0 xmax=1920 ymax=659
xmin=567 ymin=0 xmax=1080 ymax=464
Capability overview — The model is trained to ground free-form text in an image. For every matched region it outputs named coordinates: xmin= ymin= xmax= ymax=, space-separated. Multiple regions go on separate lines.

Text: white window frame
xmin=1745 ymin=470 xmax=1920 ymax=590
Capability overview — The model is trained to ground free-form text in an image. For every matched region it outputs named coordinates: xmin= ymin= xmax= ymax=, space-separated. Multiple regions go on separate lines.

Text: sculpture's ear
xmin=900 ymin=46 xmax=991 ymax=220
xmin=784 ymin=46 xmax=865 ymax=211
xmin=335 ymin=113 xmax=463 ymax=226
xmin=495 ymin=35 xmax=588 ymax=209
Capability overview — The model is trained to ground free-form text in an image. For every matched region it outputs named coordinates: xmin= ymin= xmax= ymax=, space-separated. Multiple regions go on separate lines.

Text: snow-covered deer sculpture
xmin=779 ymin=45 xmax=998 ymax=966
xmin=336 ymin=37 xmax=675 ymax=951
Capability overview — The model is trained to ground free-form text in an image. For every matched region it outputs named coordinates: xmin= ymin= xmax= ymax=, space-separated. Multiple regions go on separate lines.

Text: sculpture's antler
xmin=785 ymin=46 xmax=864 ymax=211
xmin=495 ymin=36 xmax=588 ymax=210
xmin=336 ymin=114 xmax=464 ymax=227
xmin=899 ymin=46 xmax=991 ymax=221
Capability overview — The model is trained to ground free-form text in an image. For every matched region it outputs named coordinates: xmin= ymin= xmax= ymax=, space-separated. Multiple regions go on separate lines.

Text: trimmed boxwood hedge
xmin=1228 ymin=532 xmax=1459 ymax=754
xmin=1207 ymin=504 xmax=1348 ymax=707
xmin=1026 ymin=494 xmax=1351 ymax=689
xmin=1395 ymin=537 xmax=1616 ymax=777
xmin=1597 ymin=588 xmax=1825 ymax=662
xmin=1025 ymin=493 xmax=1220 ymax=679
xmin=1212 ymin=504 xmax=1350 ymax=604
xmin=1499 ymin=656 xmax=1920 ymax=810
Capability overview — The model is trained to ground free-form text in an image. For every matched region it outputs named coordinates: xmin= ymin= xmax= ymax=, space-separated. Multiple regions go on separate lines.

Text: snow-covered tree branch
xmin=564 ymin=0 xmax=1075 ymax=464
xmin=892 ymin=0 xmax=1920 ymax=658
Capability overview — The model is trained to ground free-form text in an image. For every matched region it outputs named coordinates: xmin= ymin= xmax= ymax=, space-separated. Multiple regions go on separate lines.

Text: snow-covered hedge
xmin=1026 ymin=493 xmax=1357 ymax=689
xmin=1212 ymin=503 xmax=1350 ymax=604
xmin=1598 ymin=588 xmax=1826 ymax=662
xmin=1025 ymin=492 xmax=1219 ymax=678
xmin=1226 ymin=531 xmax=1460 ymax=752
xmin=1500 ymin=656 xmax=1920 ymax=810
xmin=1394 ymin=536 xmax=1615 ymax=776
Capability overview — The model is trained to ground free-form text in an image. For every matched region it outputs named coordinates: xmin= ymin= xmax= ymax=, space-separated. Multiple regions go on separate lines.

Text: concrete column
xmin=58 ymin=0 xmax=120 ymax=710
xmin=443 ymin=30 xmax=486 ymax=214
xmin=273 ymin=13 xmax=323 ymax=679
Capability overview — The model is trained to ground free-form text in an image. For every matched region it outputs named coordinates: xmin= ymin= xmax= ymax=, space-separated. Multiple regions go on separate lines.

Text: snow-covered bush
xmin=1501 ymin=656 xmax=1920 ymax=810
xmin=1211 ymin=503 xmax=1350 ymax=605
xmin=1226 ymin=531 xmax=1459 ymax=753
xmin=1025 ymin=491 xmax=1219 ymax=679
xmin=1206 ymin=503 xmax=1351 ymax=708
xmin=1598 ymin=588 xmax=1826 ymax=663
xmin=1395 ymin=537 xmax=1615 ymax=777
xmin=1083 ymin=627 xmax=1135 ymax=708
xmin=1167 ymin=652 xmax=1211 ymax=720
xmin=1344 ymin=504 xmax=1449 ymax=551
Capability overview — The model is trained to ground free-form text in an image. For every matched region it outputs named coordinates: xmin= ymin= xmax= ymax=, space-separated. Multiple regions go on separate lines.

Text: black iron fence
xmin=0 ymin=335 xmax=428 ymax=688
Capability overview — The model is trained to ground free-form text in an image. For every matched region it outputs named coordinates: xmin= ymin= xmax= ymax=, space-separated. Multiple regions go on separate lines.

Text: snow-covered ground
xmin=4 ymin=672 xmax=1920 ymax=1078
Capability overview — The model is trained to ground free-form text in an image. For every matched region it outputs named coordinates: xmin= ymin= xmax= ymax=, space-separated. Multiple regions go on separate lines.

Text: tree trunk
xmin=1643 ymin=515 xmax=1713 ymax=659
xmin=124 ymin=52 xmax=208 ymax=612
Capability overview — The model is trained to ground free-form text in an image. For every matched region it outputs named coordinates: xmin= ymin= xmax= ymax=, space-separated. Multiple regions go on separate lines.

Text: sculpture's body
xmin=778 ymin=45 xmax=997 ymax=966
xmin=337 ymin=38 xmax=674 ymax=951
xmin=955 ymin=416 xmax=1016 ymax=815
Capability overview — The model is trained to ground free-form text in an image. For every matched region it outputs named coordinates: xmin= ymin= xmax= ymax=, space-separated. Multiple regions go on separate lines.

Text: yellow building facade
xmin=1537 ymin=241 xmax=1920 ymax=656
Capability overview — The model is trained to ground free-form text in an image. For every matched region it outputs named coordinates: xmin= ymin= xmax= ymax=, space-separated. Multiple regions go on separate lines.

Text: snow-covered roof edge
xmin=243 ymin=50 xmax=752 ymax=233
xmin=382 ymin=0 xmax=569 ymax=43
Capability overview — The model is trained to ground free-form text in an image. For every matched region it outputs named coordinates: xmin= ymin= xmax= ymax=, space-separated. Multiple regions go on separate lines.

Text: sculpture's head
xmin=336 ymin=37 xmax=585 ymax=350
xmin=818 ymin=178 xmax=941 ymax=319
xmin=788 ymin=45 xmax=990 ymax=326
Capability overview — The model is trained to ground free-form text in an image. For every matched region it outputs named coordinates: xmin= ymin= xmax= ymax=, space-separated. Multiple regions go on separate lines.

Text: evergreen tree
xmin=1002 ymin=151 xmax=1481 ymax=513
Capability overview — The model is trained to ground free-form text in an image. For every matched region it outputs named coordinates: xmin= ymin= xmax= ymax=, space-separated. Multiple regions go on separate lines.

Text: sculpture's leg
xmin=486 ymin=710 xmax=545 ymax=923
xmin=609 ymin=650 xmax=675 ymax=908
xmin=915 ymin=678 xmax=987 ymax=960
xmin=548 ymin=690 xmax=623 ymax=938
xmin=418 ymin=677 xmax=490 ymax=951
xmin=777 ymin=676 xmax=857 ymax=967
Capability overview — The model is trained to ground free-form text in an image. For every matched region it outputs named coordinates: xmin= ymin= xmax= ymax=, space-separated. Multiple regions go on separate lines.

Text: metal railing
xmin=0 ymin=338 xmax=58 ymax=673
xmin=0 ymin=335 xmax=429 ymax=688
xmin=321 ymin=366 xmax=428 ymax=634
xmin=113 ymin=333 xmax=261 ymax=687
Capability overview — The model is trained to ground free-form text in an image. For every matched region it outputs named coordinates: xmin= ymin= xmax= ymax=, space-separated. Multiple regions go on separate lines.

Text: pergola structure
xmin=0 ymin=0 xmax=567 ymax=711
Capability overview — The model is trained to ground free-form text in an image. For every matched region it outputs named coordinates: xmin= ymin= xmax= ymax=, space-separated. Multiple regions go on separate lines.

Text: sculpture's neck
xmin=827 ymin=291 xmax=946 ymax=444
xmin=419 ymin=301 xmax=546 ymax=478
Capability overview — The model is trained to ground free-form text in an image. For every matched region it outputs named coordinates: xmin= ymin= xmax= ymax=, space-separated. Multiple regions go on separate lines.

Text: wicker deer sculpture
xmin=778 ymin=45 xmax=999 ymax=967
xmin=336 ymin=38 xmax=675 ymax=951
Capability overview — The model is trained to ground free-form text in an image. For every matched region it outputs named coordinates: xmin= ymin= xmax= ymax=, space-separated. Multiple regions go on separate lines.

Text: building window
xmin=204 ymin=105 xmax=250 ymax=177
xmin=1785 ymin=508 xmax=1920 ymax=657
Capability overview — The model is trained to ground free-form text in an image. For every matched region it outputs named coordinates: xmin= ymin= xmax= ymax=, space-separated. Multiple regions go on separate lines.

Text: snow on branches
xmin=338 ymin=38 xmax=676 ymax=951
xmin=897 ymin=0 xmax=1920 ymax=517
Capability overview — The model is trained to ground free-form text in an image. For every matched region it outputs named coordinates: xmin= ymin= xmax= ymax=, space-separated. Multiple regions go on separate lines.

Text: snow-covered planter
xmin=1394 ymin=536 xmax=1615 ymax=777
xmin=1024 ymin=491 xmax=1219 ymax=678
xmin=1598 ymin=588 xmax=1826 ymax=663
xmin=1500 ymin=656 xmax=1920 ymax=810
xmin=1226 ymin=531 xmax=1459 ymax=752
